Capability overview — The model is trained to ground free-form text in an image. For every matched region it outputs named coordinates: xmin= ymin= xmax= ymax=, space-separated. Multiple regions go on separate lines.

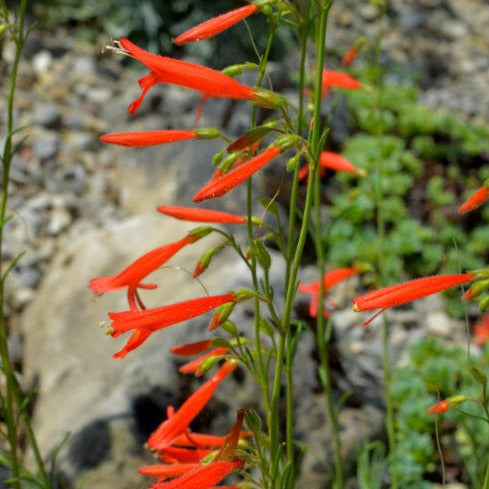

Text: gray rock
xmin=33 ymin=103 xmax=62 ymax=129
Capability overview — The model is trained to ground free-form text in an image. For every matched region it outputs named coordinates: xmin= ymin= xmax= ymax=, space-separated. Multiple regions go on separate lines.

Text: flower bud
xmin=188 ymin=226 xmax=214 ymax=239
xmin=287 ymin=153 xmax=302 ymax=172
xmin=193 ymin=247 xmax=217 ymax=277
xmin=221 ymin=320 xmax=238 ymax=336
xmin=251 ymin=240 xmax=271 ymax=270
xmin=209 ymin=302 xmax=236 ymax=331
xmin=233 ymin=289 xmax=256 ymax=302
xmin=427 ymin=395 xmax=468 ymax=414
xmin=194 ymin=128 xmax=222 ymax=139
xmin=469 ymin=365 xmax=488 ymax=385
xmin=222 ymin=62 xmax=259 ymax=77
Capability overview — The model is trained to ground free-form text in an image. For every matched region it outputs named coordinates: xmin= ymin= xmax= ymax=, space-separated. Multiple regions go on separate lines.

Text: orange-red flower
xmin=459 ymin=185 xmax=489 ymax=213
xmin=426 ymin=400 xmax=449 ymax=414
xmin=89 ymin=233 xmax=203 ymax=311
xmin=341 ymin=47 xmax=359 ymax=66
xmin=151 ymin=459 xmax=243 ymax=489
xmin=473 ymin=315 xmax=489 ymax=346
xmin=115 ymin=38 xmax=261 ymax=114
xmin=109 ymin=294 xmax=238 ymax=358
xmin=170 ymin=339 xmax=214 ymax=356
xmin=353 ymin=273 xmax=474 ymax=326
xmin=322 ymin=69 xmax=361 ymax=91
xmin=174 ymin=5 xmax=260 ymax=45
xmin=193 ymin=145 xmax=281 ymax=202
xmin=427 ymin=395 xmax=467 ymax=414
xmin=99 ymin=130 xmax=199 ymax=147
xmin=147 ymin=360 xmax=237 ymax=451
xmin=299 ymin=267 xmax=358 ymax=318
xmin=298 ymin=151 xmax=363 ymax=181
xmin=157 ymin=205 xmax=246 ymax=224
xmin=178 ymin=347 xmax=229 ymax=375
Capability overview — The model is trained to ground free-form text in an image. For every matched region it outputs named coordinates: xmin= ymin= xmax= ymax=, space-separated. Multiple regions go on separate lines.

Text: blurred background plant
xmin=390 ymin=337 xmax=489 ymax=488
xmin=317 ymin=80 xmax=489 ymax=317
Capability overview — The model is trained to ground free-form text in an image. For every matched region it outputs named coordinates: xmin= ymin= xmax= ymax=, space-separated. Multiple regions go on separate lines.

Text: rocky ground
xmin=1 ymin=0 xmax=489 ymax=488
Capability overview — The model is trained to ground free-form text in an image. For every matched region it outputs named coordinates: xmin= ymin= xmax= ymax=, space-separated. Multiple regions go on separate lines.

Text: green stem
xmin=0 ymin=3 xmax=26 ymax=488
xmin=270 ymin=2 xmax=332 ymax=487
xmin=483 ymin=454 xmax=489 ymax=489
xmin=0 ymin=3 xmax=50 ymax=488
xmin=284 ymin=0 xmax=312 ymax=473
xmin=309 ymin=3 xmax=342 ymax=486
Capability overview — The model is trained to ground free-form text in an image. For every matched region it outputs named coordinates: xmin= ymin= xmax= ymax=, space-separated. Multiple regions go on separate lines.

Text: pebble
xmin=31 ymin=50 xmax=53 ymax=74
xmin=33 ymin=103 xmax=62 ymax=129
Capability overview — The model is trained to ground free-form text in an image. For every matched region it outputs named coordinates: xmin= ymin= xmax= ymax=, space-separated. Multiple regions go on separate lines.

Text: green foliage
xmin=391 ymin=337 xmax=489 ymax=487
xmin=324 ymin=81 xmax=489 ymax=301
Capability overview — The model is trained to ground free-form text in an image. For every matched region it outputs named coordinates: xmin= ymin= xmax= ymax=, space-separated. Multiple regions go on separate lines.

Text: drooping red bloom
xmin=473 ymin=315 xmax=489 ymax=346
xmin=193 ymin=145 xmax=281 ymax=202
xmin=459 ymin=185 xmax=489 ymax=213
xmin=151 ymin=459 xmax=243 ymax=489
xmin=174 ymin=5 xmax=260 ymax=45
xmin=109 ymin=294 xmax=238 ymax=358
xmin=157 ymin=205 xmax=245 ymax=224
xmin=147 ymin=360 xmax=237 ymax=451
xmin=99 ymin=130 xmax=199 ymax=147
xmin=353 ymin=273 xmax=474 ymax=326
xmin=298 ymin=151 xmax=362 ymax=181
xmin=115 ymin=38 xmax=260 ymax=114
xmin=89 ymin=234 xmax=201 ymax=311
xmin=299 ymin=268 xmax=358 ymax=318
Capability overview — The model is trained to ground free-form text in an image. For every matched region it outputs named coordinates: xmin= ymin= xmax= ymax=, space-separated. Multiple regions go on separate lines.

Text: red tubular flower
xmin=147 ymin=360 xmax=237 ymax=451
xmin=353 ymin=273 xmax=474 ymax=326
xmin=193 ymin=146 xmax=281 ymax=202
xmin=158 ymin=446 xmax=214 ymax=464
xmin=138 ymin=463 xmax=198 ymax=479
xmin=109 ymin=294 xmax=237 ymax=358
xmin=341 ymin=47 xmax=359 ymax=66
xmin=298 ymin=151 xmax=362 ymax=181
xmin=170 ymin=339 xmax=214 ymax=356
xmin=426 ymin=400 xmax=449 ymax=414
xmin=110 ymin=293 xmax=237 ymax=335
xmin=89 ymin=234 xmax=200 ymax=310
xmin=178 ymin=347 xmax=229 ymax=375
xmin=171 ymin=431 xmax=250 ymax=449
xmin=174 ymin=5 xmax=260 ymax=45
xmin=473 ymin=315 xmax=489 ymax=346
xmin=116 ymin=38 xmax=260 ymax=112
xmin=151 ymin=459 xmax=243 ymax=489
xmin=157 ymin=205 xmax=245 ymax=224
xmin=99 ymin=130 xmax=199 ymax=147
xmin=322 ymin=69 xmax=361 ymax=90
xmin=299 ymin=268 xmax=357 ymax=318
xmin=459 ymin=185 xmax=489 ymax=213
xmin=427 ymin=395 xmax=467 ymax=414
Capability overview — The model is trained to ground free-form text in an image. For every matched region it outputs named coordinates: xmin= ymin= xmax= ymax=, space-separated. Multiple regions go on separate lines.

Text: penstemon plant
xmin=91 ymin=1 xmax=489 ymax=488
